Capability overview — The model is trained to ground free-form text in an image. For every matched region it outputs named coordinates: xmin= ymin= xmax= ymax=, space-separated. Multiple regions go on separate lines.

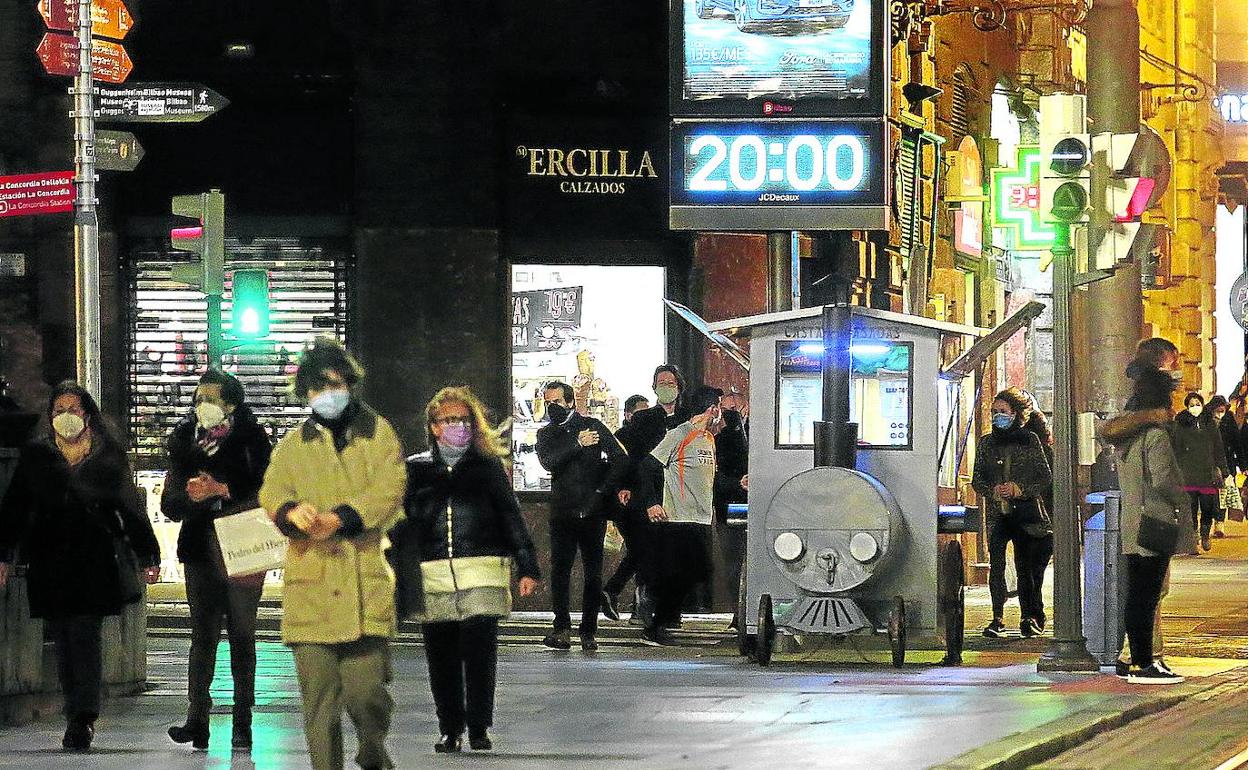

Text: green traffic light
xmin=1050 ymin=181 xmax=1088 ymax=223
xmin=231 ymin=268 xmax=270 ymax=338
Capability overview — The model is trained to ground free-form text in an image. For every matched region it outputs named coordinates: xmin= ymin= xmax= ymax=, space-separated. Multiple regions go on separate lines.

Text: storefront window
xmin=511 ymin=264 xmax=666 ymax=491
xmin=775 ymin=340 xmax=913 ymax=449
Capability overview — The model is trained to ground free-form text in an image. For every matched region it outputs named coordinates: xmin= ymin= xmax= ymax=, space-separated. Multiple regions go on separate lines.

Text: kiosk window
xmin=776 ymin=340 xmax=913 ymax=449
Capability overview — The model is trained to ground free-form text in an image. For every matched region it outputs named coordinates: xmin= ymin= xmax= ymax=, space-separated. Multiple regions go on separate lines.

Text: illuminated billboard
xmin=670 ymin=0 xmax=886 ymax=117
xmin=669 ymin=119 xmax=887 ymax=230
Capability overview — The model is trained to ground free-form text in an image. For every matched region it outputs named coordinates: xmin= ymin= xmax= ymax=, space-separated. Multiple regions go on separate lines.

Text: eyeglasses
xmin=436 ymin=416 xmax=472 ymax=427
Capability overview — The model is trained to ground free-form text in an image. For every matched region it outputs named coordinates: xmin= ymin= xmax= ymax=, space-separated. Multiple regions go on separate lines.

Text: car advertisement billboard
xmin=670 ymin=0 xmax=885 ymax=117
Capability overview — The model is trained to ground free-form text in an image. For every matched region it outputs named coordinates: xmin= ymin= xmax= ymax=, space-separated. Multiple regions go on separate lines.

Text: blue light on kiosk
xmin=797 ymin=343 xmax=892 ymax=355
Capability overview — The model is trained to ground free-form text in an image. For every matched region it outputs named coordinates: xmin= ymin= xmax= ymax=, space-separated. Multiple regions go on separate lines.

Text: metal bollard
xmin=1082 ymin=491 xmax=1125 ymax=665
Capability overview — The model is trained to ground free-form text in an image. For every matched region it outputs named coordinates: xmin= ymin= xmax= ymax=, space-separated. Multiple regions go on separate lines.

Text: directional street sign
xmin=96 ymin=83 xmax=229 ymax=123
xmin=36 ymin=32 xmax=132 ymax=83
xmin=0 ymin=171 xmax=75 ymax=218
xmin=38 ymin=0 xmax=135 ymax=40
xmin=94 ymin=130 xmax=144 ymax=171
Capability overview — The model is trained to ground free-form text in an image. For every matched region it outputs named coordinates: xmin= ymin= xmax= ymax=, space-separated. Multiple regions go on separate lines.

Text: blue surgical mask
xmin=310 ymin=389 xmax=350 ymax=420
xmin=991 ymin=413 xmax=1014 ymax=430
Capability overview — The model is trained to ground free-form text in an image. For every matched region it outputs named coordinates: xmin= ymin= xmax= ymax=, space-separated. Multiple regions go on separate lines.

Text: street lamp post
xmin=72 ymin=0 xmax=101 ymax=400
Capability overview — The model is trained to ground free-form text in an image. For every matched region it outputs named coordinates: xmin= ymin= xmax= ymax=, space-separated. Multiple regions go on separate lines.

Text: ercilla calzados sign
xmin=515 ymin=145 xmax=658 ymax=195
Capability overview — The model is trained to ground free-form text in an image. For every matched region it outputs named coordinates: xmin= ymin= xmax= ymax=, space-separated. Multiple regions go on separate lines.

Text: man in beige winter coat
xmin=259 ymin=338 xmax=406 ymax=770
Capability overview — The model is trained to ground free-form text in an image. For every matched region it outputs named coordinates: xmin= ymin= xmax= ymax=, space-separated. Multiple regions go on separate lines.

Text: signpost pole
xmin=72 ymin=0 xmax=102 ymax=400
xmin=1039 ymin=220 xmax=1100 ymax=672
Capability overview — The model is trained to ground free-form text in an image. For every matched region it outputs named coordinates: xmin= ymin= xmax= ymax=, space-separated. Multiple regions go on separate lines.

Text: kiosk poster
xmin=512 ymin=286 xmax=583 ymax=353
xmin=681 ymin=0 xmax=873 ymax=105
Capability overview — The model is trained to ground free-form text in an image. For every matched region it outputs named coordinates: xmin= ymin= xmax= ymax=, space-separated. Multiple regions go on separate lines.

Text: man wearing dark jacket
xmin=537 ymin=381 xmax=628 ymax=650
xmin=161 ymin=368 xmax=273 ymax=750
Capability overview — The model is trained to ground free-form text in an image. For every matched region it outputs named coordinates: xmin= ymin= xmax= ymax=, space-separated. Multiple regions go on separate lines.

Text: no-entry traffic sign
xmin=0 ymin=171 xmax=75 ymax=218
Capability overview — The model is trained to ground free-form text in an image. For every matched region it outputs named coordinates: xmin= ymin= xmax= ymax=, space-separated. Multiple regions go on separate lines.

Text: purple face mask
xmin=440 ymin=423 xmax=473 ymax=448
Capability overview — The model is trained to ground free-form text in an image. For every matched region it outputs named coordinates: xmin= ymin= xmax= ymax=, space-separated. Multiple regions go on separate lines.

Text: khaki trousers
xmin=291 ymin=637 xmax=393 ymax=770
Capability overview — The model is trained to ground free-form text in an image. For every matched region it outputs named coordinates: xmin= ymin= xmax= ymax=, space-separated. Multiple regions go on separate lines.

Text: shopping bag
xmin=213 ymin=507 xmax=288 ymax=578
xmin=1222 ymin=477 xmax=1244 ymax=516
xmin=604 ymin=521 xmax=625 ymax=553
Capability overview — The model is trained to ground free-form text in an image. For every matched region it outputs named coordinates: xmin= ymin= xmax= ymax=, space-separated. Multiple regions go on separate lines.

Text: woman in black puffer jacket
xmin=1171 ymin=392 xmax=1227 ymax=553
xmin=161 ymin=369 xmax=272 ymax=751
xmin=398 ymin=385 xmax=540 ymax=754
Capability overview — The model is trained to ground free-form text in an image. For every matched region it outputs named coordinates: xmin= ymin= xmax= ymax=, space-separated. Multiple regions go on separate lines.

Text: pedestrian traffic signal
xmin=1088 ymin=127 xmax=1172 ymax=269
xmin=230 ymin=268 xmax=270 ymax=339
xmin=169 ymin=189 xmax=225 ymax=295
xmin=1039 ymin=94 xmax=1090 ymax=225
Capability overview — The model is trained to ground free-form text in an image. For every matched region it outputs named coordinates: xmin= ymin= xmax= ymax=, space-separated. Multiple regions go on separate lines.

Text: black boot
xmin=168 ymin=720 xmax=210 ymax=750
xmin=433 ymin=733 xmax=462 ymax=753
xmin=61 ymin=718 xmax=93 ymax=752
xmin=232 ymin=707 xmax=252 ymax=750
xmin=468 ymin=726 xmax=492 ymax=751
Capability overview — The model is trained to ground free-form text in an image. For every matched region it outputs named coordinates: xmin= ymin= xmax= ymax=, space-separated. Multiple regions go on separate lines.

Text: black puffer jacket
xmin=160 ymin=405 xmax=273 ymax=563
xmin=617 ymin=404 xmax=691 ymax=503
xmin=1172 ymin=410 xmax=1227 ymax=488
xmin=401 ymin=446 xmax=540 ymax=580
xmin=536 ymin=411 xmax=628 ymax=518
xmin=971 ymin=425 xmax=1053 ymax=521
xmin=0 ymin=435 xmax=160 ymax=619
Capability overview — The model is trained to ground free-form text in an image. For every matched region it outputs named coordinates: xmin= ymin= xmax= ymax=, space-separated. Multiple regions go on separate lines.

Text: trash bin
xmin=1083 ymin=491 xmax=1125 ymax=666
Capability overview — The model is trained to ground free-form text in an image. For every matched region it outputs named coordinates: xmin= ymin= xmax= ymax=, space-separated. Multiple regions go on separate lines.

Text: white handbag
xmin=213 ymin=507 xmax=288 ymax=578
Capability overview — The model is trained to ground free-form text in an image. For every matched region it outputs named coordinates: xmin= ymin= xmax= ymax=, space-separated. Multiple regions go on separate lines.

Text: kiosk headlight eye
xmin=773 ymin=532 xmax=805 ymax=562
xmin=849 ymin=532 xmax=879 ymax=563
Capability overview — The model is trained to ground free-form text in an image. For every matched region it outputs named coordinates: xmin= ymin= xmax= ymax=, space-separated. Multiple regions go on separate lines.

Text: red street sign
xmin=0 ymin=171 xmax=75 ymax=218
xmin=36 ymin=32 xmax=132 ymax=84
xmin=37 ymin=0 xmax=135 ymax=40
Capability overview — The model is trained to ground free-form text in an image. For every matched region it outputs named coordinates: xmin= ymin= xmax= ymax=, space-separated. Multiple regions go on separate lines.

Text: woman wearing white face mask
xmin=161 ymin=368 xmax=273 ymax=751
xmin=0 ymin=381 xmax=161 ymax=751
xmin=1171 ymin=392 xmax=1228 ymax=553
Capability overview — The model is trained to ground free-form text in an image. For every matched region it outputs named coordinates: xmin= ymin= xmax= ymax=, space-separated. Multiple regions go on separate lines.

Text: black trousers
xmin=987 ymin=516 xmax=1048 ymax=624
xmin=184 ymin=561 xmax=265 ymax=722
xmin=47 ymin=614 xmax=104 ymax=723
xmin=422 ymin=618 xmax=499 ymax=736
xmin=549 ymin=516 xmax=607 ymax=636
xmin=604 ymin=508 xmax=649 ymax=597
xmin=649 ymin=524 xmax=711 ymax=630
xmin=1189 ymin=491 xmax=1220 ymax=537
xmin=1124 ymin=553 xmax=1170 ymax=667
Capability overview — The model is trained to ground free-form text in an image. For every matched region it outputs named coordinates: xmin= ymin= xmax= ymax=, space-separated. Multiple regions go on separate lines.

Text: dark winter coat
xmin=713 ymin=409 xmax=749 ymax=522
xmin=1216 ymin=413 xmax=1242 ymax=476
xmin=160 ymin=405 xmax=273 ymax=563
xmin=400 ymin=446 xmax=541 ymax=580
xmin=0 ymin=435 xmax=160 ymax=619
xmin=971 ymin=426 xmax=1053 ymax=525
xmin=536 ymin=411 xmax=628 ymax=519
xmin=617 ymin=404 xmax=691 ymax=503
xmin=1171 ymin=411 xmax=1227 ymax=488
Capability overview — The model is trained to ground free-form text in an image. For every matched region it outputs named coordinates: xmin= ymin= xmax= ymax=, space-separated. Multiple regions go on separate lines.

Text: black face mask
xmin=546 ymin=403 xmax=571 ymax=424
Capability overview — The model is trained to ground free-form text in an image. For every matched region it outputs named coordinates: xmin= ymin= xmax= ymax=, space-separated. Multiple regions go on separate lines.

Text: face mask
xmin=52 ymin=412 xmax=86 ymax=440
xmin=440 ymin=423 xmax=473 ymax=448
xmin=655 ymin=384 xmax=679 ymax=406
xmin=1188 ymin=404 xmax=1203 ymax=417
xmin=1168 ymin=369 xmax=1184 ymax=383
xmin=196 ymin=402 xmax=227 ymax=430
xmin=545 ymin=403 xmax=570 ymax=424
xmin=991 ymin=413 xmax=1014 ymax=430
xmin=1215 ymin=411 xmax=1227 ymax=422
xmin=310 ymin=389 xmax=350 ymax=420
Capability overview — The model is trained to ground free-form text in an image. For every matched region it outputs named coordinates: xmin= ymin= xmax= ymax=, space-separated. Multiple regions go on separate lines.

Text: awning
xmin=939 ymin=300 xmax=1045 ymax=380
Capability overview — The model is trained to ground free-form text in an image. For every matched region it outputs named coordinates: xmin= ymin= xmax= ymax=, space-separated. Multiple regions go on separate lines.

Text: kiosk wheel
xmin=756 ymin=593 xmax=776 ymax=667
xmin=941 ymin=541 xmax=966 ymax=666
xmin=736 ymin=568 xmax=755 ymax=657
xmin=887 ymin=595 xmax=906 ymax=668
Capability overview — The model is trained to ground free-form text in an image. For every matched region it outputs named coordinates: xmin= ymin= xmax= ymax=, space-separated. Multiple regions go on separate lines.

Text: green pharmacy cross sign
xmin=990 ymin=145 xmax=1056 ymax=251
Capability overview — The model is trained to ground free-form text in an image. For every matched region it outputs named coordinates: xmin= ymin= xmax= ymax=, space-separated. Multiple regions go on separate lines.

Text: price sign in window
xmin=775 ymin=340 xmax=913 ymax=449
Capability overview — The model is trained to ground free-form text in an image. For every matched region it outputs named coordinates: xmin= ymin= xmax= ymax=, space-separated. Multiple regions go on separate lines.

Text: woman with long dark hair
xmin=0 ymin=381 xmax=161 ymax=751
xmin=400 ymin=385 xmax=540 ymax=753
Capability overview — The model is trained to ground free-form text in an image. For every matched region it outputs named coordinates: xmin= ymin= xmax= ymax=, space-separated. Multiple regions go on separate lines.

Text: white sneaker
xmin=1127 ymin=665 xmax=1184 ymax=684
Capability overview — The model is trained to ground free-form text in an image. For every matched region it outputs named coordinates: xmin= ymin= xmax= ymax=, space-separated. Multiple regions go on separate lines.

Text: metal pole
xmin=72 ymin=0 xmax=101 ymax=400
xmin=766 ymin=232 xmax=793 ymax=312
xmin=790 ymin=231 xmax=802 ymax=310
xmin=1038 ymin=222 xmax=1100 ymax=672
xmin=206 ymin=294 xmax=224 ymax=367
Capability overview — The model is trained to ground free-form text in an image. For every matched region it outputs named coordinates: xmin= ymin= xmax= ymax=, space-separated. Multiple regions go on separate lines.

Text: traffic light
xmin=230 ymin=268 xmax=270 ymax=339
xmin=1039 ymin=94 xmax=1090 ymax=225
xmin=169 ymin=189 xmax=225 ymax=295
xmin=1088 ymin=126 xmax=1172 ymax=270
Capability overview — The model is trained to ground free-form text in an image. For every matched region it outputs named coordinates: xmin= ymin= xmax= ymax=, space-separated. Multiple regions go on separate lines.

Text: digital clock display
xmin=670 ymin=120 xmax=887 ymax=230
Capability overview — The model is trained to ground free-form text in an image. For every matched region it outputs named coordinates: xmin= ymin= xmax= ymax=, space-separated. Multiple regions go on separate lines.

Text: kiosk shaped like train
xmin=702 ymin=301 xmax=1042 ymax=667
